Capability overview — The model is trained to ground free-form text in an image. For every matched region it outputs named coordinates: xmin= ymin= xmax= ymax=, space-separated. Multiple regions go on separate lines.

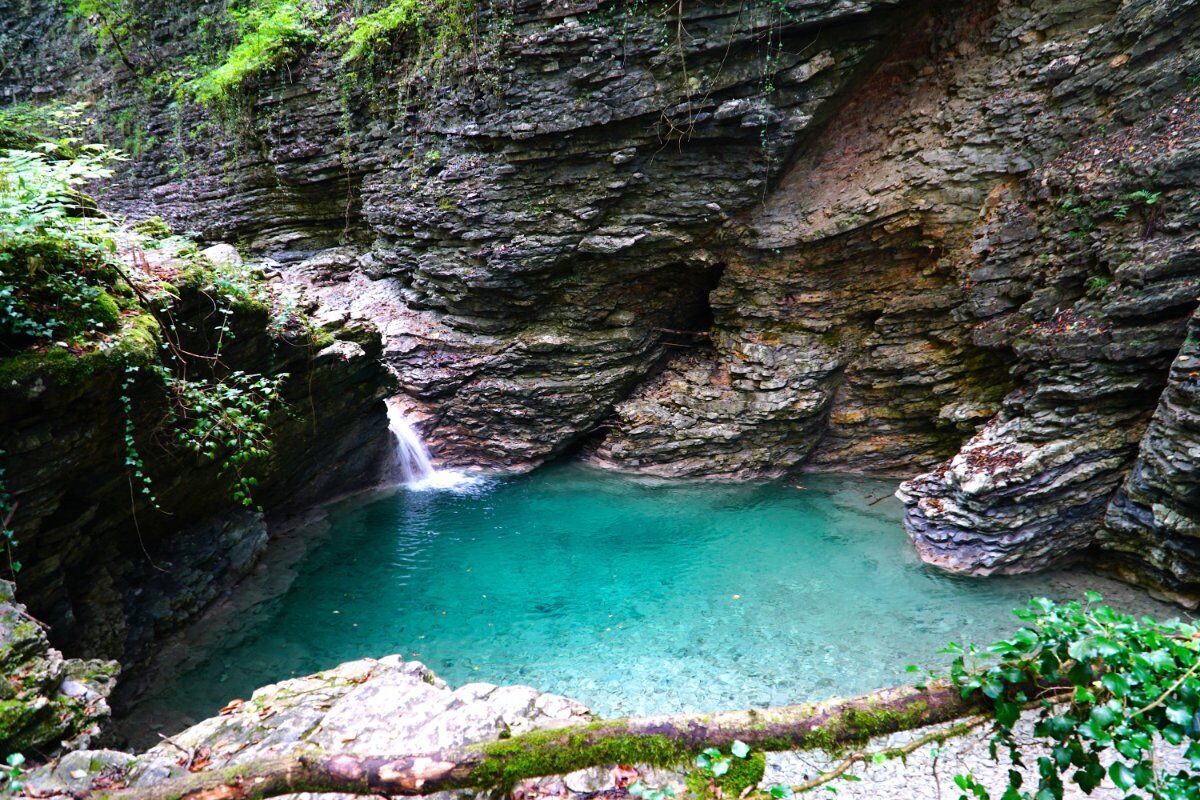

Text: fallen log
xmin=91 ymin=680 xmax=1013 ymax=800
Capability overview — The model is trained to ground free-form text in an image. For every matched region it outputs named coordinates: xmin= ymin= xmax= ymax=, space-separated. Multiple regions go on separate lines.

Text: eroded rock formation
xmin=6 ymin=0 xmax=1200 ymax=598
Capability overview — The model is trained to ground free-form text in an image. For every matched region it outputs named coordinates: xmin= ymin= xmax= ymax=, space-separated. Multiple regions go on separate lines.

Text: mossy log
xmin=93 ymin=681 xmax=1005 ymax=800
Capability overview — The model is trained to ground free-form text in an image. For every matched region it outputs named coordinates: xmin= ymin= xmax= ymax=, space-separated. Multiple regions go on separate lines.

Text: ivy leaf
xmin=1073 ymin=760 xmax=1103 ymax=793
xmin=994 ymin=700 xmax=1019 ymax=728
xmin=1145 ymin=649 xmax=1175 ymax=672
xmin=983 ymin=679 xmax=1005 ymax=700
xmin=1166 ymin=703 xmax=1193 ymax=726
xmin=1186 ymin=741 xmax=1200 ymax=770
xmin=1101 ymin=673 xmax=1130 ymax=698
xmin=1108 ymin=762 xmax=1135 ymax=791
xmin=730 ymin=741 xmax=750 ymax=759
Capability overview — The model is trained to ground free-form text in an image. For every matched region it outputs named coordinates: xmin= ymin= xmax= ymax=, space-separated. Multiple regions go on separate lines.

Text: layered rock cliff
xmin=6 ymin=0 xmax=1200 ymax=598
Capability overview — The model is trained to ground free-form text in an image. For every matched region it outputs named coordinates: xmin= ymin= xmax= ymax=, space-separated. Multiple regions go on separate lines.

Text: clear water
xmin=131 ymin=464 xmax=1171 ymax=738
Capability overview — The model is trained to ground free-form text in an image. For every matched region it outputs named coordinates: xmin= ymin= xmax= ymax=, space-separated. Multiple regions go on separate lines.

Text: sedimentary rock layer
xmin=902 ymin=72 xmax=1200 ymax=575
xmin=8 ymin=0 xmax=1200 ymax=592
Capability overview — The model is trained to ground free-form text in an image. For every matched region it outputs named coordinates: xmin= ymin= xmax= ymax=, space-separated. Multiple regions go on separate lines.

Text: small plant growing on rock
xmin=1 ymin=753 xmax=25 ymax=796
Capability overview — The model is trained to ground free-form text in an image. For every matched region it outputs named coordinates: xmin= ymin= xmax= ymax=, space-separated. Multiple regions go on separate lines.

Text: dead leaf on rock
xmin=189 ymin=748 xmax=213 ymax=772
xmin=611 ymin=764 xmax=639 ymax=788
xmin=219 ymin=699 xmax=245 ymax=716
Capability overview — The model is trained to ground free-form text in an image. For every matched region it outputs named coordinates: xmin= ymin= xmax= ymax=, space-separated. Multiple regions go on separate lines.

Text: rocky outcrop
xmin=1 ymin=246 xmax=394 ymax=674
xmin=0 ymin=581 xmax=117 ymax=757
xmin=28 ymin=657 xmax=590 ymax=797
xmin=1102 ymin=306 xmax=1200 ymax=602
xmin=595 ymin=0 xmax=1200 ymax=486
xmin=901 ymin=74 xmax=1200 ymax=576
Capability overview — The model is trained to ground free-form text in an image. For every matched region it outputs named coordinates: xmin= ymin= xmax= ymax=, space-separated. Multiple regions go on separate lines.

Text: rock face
xmin=1102 ymin=306 xmax=1200 ymax=601
xmin=1 ymin=248 xmax=394 ymax=676
xmin=7 ymin=0 xmax=1200 ymax=593
xmin=0 ymin=581 xmax=117 ymax=756
xmin=899 ymin=50 xmax=1200 ymax=577
xmin=5 ymin=0 xmax=921 ymax=472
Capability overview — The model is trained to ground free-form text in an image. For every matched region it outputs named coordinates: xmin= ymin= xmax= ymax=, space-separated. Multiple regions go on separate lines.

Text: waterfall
xmin=385 ymin=399 xmax=474 ymax=490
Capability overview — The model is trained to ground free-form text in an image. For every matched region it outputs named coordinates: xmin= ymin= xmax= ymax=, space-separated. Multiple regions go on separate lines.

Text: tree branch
xmin=89 ymin=681 xmax=1023 ymax=800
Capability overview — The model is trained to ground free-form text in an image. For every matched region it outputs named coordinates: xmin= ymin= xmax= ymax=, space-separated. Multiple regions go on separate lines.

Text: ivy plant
xmin=158 ymin=368 xmax=288 ymax=509
xmin=949 ymin=593 xmax=1200 ymax=800
xmin=0 ymin=753 xmax=24 ymax=797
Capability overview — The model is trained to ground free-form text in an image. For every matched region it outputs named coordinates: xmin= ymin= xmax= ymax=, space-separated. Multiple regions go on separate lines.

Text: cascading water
xmin=385 ymin=399 xmax=475 ymax=490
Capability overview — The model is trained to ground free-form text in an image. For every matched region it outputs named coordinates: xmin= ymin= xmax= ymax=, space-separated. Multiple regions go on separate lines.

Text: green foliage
xmin=0 ymin=753 xmax=24 ymax=796
xmin=0 ymin=101 xmax=95 ymax=152
xmin=629 ymin=782 xmax=677 ymax=800
xmin=191 ymin=0 xmax=323 ymax=106
xmin=1085 ymin=275 xmax=1112 ymax=297
xmin=1 ymin=134 xmax=294 ymax=515
xmin=341 ymin=0 xmax=427 ymax=63
xmin=631 ymin=740 xmax=760 ymax=800
xmin=0 ymin=144 xmax=126 ymax=347
xmin=69 ymin=0 xmax=148 ymax=72
xmin=1128 ymin=190 xmax=1162 ymax=207
xmin=949 ymin=594 xmax=1200 ymax=800
xmin=158 ymin=368 xmax=288 ymax=509
xmin=339 ymin=0 xmax=475 ymax=84
xmin=121 ymin=366 xmax=160 ymax=510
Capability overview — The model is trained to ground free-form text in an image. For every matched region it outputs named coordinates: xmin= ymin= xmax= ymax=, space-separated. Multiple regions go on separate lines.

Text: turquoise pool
xmin=130 ymin=464 xmax=1164 ymax=739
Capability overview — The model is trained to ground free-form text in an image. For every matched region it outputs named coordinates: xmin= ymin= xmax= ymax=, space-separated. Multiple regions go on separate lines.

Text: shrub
xmin=0 ymin=144 xmax=126 ymax=347
xmin=191 ymin=0 xmax=322 ymax=105
xmin=340 ymin=0 xmax=474 ymax=67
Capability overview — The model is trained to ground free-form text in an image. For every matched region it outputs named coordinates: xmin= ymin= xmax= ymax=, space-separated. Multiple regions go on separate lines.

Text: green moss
xmin=0 ymin=313 xmax=158 ymax=391
xmin=131 ymin=216 xmax=174 ymax=239
xmin=176 ymin=259 xmax=272 ymax=317
xmin=686 ymin=753 xmax=766 ymax=799
xmin=472 ymin=724 xmax=694 ymax=789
